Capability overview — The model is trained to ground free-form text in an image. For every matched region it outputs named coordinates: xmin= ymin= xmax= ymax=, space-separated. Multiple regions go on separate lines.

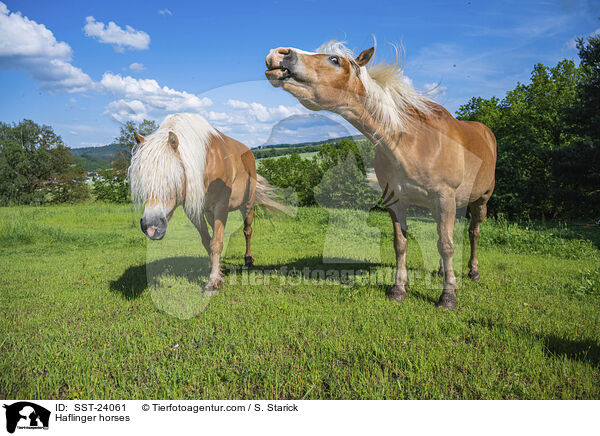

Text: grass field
xmin=1 ymin=202 xmax=599 ymax=399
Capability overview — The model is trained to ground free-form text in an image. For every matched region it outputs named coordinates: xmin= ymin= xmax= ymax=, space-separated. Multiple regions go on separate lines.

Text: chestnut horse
xmin=129 ymin=113 xmax=284 ymax=295
xmin=265 ymin=41 xmax=496 ymax=310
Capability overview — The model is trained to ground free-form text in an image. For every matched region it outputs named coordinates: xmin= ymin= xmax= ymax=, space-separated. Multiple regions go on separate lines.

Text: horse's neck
xmin=339 ymin=101 xmax=409 ymax=166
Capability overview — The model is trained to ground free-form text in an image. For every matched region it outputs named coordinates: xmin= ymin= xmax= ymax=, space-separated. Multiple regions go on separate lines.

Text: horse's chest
xmin=394 ymin=180 xmax=430 ymax=205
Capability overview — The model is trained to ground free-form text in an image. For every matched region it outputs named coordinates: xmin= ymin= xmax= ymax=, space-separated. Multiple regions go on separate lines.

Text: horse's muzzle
xmin=140 ymin=216 xmax=167 ymax=240
xmin=265 ymin=47 xmax=296 ymax=85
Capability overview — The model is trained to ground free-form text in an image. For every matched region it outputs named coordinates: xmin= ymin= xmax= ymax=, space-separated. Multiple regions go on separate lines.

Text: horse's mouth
xmin=265 ymin=66 xmax=292 ymax=85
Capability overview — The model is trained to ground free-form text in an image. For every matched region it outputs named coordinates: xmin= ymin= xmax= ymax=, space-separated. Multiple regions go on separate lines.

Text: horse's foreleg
xmin=242 ymin=207 xmax=254 ymax=268
xmin=194 ymin=213 xmax=212 ymax=257
xmin=204 ymin=207 xmax=228 ymax=296
xmin=468 ymin=199 xmax=487 ymax=281
xmin=434 ymin=193 xmax=458 ymax=310
xmin=388 ymin=205 xmax=408 ymax=302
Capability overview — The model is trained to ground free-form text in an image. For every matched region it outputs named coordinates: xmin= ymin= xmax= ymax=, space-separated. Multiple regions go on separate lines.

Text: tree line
xmin=456 ymin=34 xmax=599 ymax=220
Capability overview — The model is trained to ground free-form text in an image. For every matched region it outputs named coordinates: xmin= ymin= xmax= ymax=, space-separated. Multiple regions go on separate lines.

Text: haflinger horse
xmin=265 ymin=41 xmax=496 ymax=310
xmin=128 ymin=112 xmax=284 ymax=295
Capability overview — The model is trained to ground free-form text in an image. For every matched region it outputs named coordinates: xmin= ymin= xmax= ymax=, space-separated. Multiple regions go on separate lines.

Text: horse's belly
xmin=385 ymin=177 xmax=431 ymax=209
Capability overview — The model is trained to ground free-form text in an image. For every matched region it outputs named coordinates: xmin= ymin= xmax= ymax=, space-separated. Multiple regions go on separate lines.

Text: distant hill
xmin=255 ymin=134 xmax=366 ymax=150
xmin=69 ymin=134 xmax=368 ymax=171
xmin=70 ymin=143 xmax=127 ymax=171
xmin=252 ymin=135 xmax=368 ymax=160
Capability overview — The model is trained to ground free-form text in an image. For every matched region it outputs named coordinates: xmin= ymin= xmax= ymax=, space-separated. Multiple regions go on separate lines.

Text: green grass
xmin=1 ymin=202 xmax=599 ymax=399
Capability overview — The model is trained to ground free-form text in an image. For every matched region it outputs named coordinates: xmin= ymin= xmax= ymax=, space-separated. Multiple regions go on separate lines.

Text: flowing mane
xmin=128 ymin=113 xmax=218 ymax=221
xmin=317 ymin=40 xmax=434 ymax=131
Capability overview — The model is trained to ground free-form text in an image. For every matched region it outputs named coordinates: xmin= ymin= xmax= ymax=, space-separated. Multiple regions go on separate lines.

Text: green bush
xmin=315 ymin=152 xmax=379 ymax=209
xmin=92 ymin=168 xmax=129 ymax=203
xmin=257 ymin=139 xmax=379 ymax=209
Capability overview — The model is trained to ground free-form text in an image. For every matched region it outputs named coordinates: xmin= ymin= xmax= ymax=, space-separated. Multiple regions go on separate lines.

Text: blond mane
xmin=128 ymin=113 xmax=218 ymax=221
xmin=317 ymin=40 xmax=434 ymax=132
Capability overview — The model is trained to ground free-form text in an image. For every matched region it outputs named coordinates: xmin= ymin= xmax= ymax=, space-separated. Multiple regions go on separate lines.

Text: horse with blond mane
xmin=129 ymin=113 xmax=283 ymax=295
xmin=265 ymin=41 xmax=496 ymax=310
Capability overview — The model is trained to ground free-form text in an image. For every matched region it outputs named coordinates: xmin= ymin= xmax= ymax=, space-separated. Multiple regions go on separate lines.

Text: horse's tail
xmin=255 ymin=175 xmax=292 ymax=215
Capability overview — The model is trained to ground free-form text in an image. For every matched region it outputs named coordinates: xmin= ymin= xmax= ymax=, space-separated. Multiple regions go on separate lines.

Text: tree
xmin=113 ymin=119 xmax=158 ymax=170
xmin=554 ymin=32 xmax=600 ymax=219
xmin=315 ymin=152 xmax=379 ymax=210
xmin=456 ymin=60 xmax=581 ymax=219
xmin=0 ymin=120 xmax=89 ymax=205
xmin=45 ymin=144 xmax=90 ymax=203
xmin=92 ymin=119 xmax=158 ymax=203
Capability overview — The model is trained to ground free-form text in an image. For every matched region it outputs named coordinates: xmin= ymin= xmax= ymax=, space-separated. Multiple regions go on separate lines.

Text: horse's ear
xmin=133 ymin=130 xmax=144 ymax=145
xmin=168 ymin=131 xmax=179 ymax=151
xmin=355 ymin=47 xmax=375 ymax=67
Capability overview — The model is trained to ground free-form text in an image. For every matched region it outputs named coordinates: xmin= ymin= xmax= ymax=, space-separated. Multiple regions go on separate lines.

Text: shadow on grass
xmin=542 ymin=334 xmax=600 ymax=368
xmin=468 ymin=317 xmax=600 ymax=368
xmin=111 ymin=254 xmax=449 ymax=303
xmin=111 ymin=255 xmax=390 ymax=299
xmin=252 ymin=256 xmax=379 ymax=272
xmin=110 ymin=256 xmax=211 ymax=299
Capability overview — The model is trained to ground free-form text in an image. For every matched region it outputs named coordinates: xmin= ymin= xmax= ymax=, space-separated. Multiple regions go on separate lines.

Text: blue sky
xmin=0 ymin=0 xmax=597 ymax=148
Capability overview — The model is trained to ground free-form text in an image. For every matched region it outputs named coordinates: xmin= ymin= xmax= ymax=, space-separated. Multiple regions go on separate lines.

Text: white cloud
xmin=0 ymin=1 xmax=214 ymax=121
xmin=104 ymin=99 xmax=148 ymax=123
xmin=101 ymin=73 xmax=213 ymax=110
xmin=158 ymin=9 xmax=173 ymax=16
xmin=424 ymin=82 xmax=448 ymax=100
xmin=129 ymin=62 xmax=145 ymax=72
xmin=206 ymin=111 xmax=232 ymax=122
xmin=101 ymin=73 xmax=213 ymax=121
xmin=83 ymin=16 xmax=150 ymax=52
xmin=0 ymin=2 xmax=94 ymax=92
xmin=402 ymin=75 xmax=414 ymax=88
xmin=69 ymin=97 xmax=77 ymax=103
xmin=225 ymin=99 xmax=304 ymax=123
xmin=69 ymin=130 xmax=78 ymax=135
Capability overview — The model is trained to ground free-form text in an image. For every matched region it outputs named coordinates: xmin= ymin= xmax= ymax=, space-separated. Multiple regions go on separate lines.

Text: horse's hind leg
xmin=242 ymin=207 xmax=254 ymax=268
xmin=468 ymin=198 xmax=487 ymax=281
xmin=434 ymin=192 xmax=458 ymax=310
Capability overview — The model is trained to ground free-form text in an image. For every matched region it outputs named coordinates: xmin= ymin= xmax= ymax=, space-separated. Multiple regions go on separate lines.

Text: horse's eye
xmin=329 ymin=56 xmax=340 ymax=65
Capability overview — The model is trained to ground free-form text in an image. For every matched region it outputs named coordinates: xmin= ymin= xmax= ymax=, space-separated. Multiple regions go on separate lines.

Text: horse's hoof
xmin=468 ymin=270 xmax=480 ymax=281
xmin=204 ymin=276 xmax=224 ymax=296
xmin=436 ymin=292 xmax=457 ymax=310
xmin=203 ymin=287 xmax=218 ymax=297
xmin=244 ymin=255 xmax=253 ymax=268
xmin=388 ymin=284 xmax=407 ymax=302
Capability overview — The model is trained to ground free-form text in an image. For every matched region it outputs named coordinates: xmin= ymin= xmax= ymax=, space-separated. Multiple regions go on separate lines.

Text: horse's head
xmin=129 ymin=130 xmax=185 ymax=240
xmin=265 ymin=45 xmax=374 ymax=113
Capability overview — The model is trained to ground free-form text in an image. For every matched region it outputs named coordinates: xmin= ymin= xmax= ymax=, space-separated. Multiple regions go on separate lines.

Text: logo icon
xmin=3 ymin=402 xmax=50 ymax=434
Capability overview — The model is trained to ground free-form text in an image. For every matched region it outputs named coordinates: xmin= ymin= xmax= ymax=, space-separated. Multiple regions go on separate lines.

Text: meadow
xmin=0 ymin=202 xmax=598 ymax=399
